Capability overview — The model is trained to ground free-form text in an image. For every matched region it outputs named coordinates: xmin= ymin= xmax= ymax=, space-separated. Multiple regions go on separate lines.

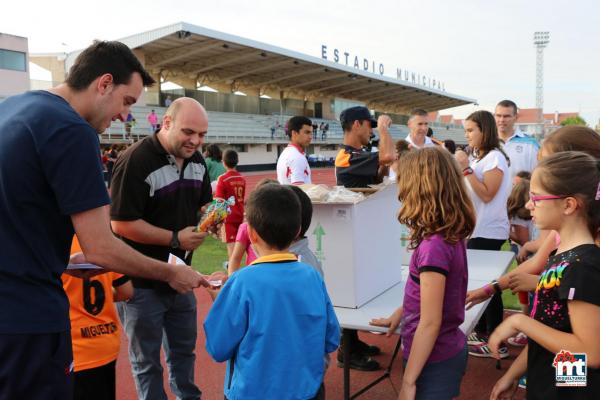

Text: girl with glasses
xmin=489 ymin=151 xmax=600 ymax=399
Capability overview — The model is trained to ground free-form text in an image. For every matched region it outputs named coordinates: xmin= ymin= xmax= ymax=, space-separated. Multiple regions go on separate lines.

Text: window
xmin=266 ymin=144 xmax=272 ymax=152
xmin=229 ymin=144 xmax=247 ymax=153
xmin=0 ymin=49 xmax=26 ymax=72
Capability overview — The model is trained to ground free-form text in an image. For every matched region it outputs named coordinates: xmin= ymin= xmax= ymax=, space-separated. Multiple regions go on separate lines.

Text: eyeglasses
xmin=529 ymin=193 xmax=568 ymax=207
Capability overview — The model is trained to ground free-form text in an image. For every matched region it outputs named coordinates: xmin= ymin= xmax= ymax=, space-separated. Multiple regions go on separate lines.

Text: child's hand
xmin=465 ymin=287 xmax=490 ymax=310
xmin=489 ymin=315 xmax=522 ymax=358
xmin=489 ymin=373 xmax=518 ymax=400
xmin=508 ymin=272 xmax=539 ymax=293
xmin=369 ymin=306 xmax=403 ymax=337
xmin=516 ymin=246 xmax=531 ymax=263
xmin=455 ymin=150 xmax=470 ymax=170
xmin=369 ymin=317 xmax=392 ymax=327
xmin=207 ymin=271 xmax=229 ymax=287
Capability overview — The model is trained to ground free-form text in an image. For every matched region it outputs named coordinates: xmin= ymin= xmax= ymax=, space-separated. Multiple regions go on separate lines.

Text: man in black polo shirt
xmin=110 ymin=97 xmax=218 ymax=400
xmin=334 ymin=106 xmax=395 ymax=371
xmin=335 ymin=106 xmax=395 ymax=187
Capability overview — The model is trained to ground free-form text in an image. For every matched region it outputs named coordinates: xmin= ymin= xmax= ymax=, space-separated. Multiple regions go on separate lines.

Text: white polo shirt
xmin=502 ymin=129 xmax=540 ymax=181
xmin=276 ymin=144 xmax=311 ymax=184
xmin=466 ymin=149 xmax=511 ymax=240
xmin=405 ymin=134 xmax=436 ymax=149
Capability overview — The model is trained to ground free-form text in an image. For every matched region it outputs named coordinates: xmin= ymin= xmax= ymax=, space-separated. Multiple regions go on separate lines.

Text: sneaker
xmin=468 ymin=342 xmax=509 ymax=359
xmin=507 ymin=332 xmax=528 ymax=347
xmin=337 ymin=352 xmax=380 ymax=371
xmin=518 ymin=376 xmax=527 ymax=389
xmin=467 ymin=332 xmax=486 ymax=346
xmin=355 ymin=339 xmax=381 ymax=356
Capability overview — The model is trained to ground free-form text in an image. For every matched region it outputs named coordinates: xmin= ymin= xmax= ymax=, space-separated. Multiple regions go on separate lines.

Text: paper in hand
xmin=67 ymin=263 xmax=103 ymax=270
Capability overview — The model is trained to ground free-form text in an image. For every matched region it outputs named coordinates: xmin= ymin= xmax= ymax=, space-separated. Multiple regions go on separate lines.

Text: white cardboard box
xmin=307 ymin=184 xmax=408 ymax=308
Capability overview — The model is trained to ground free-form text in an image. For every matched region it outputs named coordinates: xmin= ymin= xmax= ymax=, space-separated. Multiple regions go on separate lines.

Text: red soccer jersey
xmin=215 ymin=170 xmax=246 ymax=224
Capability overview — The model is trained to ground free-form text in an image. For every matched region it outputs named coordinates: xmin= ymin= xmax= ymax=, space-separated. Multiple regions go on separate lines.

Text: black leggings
xmin=468 ymin=237 xmax=506 ymax=336
xmin=73 ymin=360 xmax=116 ymax=400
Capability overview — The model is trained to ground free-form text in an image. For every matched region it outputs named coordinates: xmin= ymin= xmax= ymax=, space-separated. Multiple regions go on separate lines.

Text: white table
xmin=334 ymin=249 xmax=515 ymax=399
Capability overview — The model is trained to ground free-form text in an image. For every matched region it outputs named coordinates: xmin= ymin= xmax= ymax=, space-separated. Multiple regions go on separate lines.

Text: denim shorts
xmin=403 ymin=343 xmax=468 ymax=400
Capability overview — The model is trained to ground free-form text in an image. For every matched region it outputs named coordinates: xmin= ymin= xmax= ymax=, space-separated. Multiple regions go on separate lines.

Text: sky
xmin=3 ymin=0 xmax=600 ymax=125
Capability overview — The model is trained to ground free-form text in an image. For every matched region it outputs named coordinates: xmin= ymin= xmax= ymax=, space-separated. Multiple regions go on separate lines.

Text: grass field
xmin=191 ymin=236 xmax=229 ymax=275
xmin=191 ymin=236 xmax=521 ymax=310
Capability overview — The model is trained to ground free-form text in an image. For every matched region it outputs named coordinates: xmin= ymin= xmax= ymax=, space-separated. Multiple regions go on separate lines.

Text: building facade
xmin=0 ymin=33 xmax=29 ymax=99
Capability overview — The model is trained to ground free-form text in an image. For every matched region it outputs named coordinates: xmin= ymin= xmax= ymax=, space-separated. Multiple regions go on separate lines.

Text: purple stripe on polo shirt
xmin=155 ymin=179 xmax=204 ymax=197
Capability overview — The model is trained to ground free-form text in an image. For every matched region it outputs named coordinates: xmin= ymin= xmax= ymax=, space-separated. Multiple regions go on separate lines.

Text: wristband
xmin=482 ymin=284 xmax=494 ymax=297
xmin=463 ymin=167 xmax=474 ymax=176
xmin=491 ymin=279 xmax=502 ymax=294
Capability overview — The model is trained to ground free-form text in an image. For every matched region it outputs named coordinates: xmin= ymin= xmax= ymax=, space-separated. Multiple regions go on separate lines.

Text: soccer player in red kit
xmin=215 ymin=149 xmax=246 ymax=257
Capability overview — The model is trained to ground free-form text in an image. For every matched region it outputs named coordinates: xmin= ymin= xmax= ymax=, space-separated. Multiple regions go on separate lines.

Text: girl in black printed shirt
xmin=488 ymin=151 xmax=600 ymax=400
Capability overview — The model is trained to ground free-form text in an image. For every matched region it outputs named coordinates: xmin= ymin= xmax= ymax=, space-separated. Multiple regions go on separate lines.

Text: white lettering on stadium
xmin=321 ymin=45 xmax=445 ymax=91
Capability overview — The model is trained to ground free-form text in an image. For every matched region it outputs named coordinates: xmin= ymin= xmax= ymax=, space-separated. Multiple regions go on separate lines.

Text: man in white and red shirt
xmin=276 ymin=116 xmax=313 ymax=185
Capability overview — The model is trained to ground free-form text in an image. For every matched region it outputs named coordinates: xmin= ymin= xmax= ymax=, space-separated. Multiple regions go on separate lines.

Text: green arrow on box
xmin=312 ymin=223 xmax=326 ymax=252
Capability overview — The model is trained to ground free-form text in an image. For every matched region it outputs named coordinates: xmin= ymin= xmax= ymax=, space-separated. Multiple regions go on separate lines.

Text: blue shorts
xmin=0 ymin=331 xmax=73 ymax=400
xmin=403 ymin=344 xmax=467 ymax=400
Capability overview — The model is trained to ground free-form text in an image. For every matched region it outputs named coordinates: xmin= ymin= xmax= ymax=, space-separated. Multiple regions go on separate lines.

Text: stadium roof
xmin=70 ymin=22 xmax=476 ymax=113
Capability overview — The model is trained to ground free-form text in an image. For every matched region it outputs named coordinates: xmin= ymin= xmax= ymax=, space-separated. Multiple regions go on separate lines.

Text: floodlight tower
xmin=533 ymin=31 xmax=550 ymax=131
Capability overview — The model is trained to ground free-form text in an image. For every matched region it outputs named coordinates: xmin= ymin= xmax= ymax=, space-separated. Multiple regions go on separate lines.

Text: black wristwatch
xmin=170 ymin=230 xmax=180 ymax=249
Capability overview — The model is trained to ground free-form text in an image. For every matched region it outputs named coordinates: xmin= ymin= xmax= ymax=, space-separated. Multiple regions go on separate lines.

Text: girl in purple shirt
xmin=371 ymin=147 xmax=476 ymax=400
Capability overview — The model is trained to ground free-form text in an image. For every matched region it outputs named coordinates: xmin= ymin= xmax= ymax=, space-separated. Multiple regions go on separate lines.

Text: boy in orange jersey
xmin=215 ymin=149 xmax=246 ymax=257
xmin=63 ymin=236 xmax=133 ymax=400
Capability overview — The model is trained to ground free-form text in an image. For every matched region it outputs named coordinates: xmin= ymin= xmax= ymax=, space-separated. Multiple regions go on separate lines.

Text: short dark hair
xmin=222 ymin=149 xmax=239 ymax=168
xmin=66 ymin=41 xmax=155 ymax=91
xmin=287 ymin=116 xmax=312 ymax=137
xmin=516 ymin=170 xmax=532 ymax=180
xmin=341 ymin=119 xmax=353 ymax=132
xmin=409 ymin=108 xmax=428 ymax=119
xmin=443 ymin=139 xmax=456 ymax=154
xmin=395 ymin=139 xmax=411 ymax=156
xmin=204 ymin=144 xmax=222 ymax=161
xmin=496 ymin=100 xmax=518 ymax=115
xmin=246 ymin=185 xmax=301 ymax=250
xmin=287 ymin=185 xmax=313 ymax=238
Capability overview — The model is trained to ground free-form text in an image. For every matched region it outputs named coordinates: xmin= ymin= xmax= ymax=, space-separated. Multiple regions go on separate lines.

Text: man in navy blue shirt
xmin=0 ymin=41 xmax=208 ymax=399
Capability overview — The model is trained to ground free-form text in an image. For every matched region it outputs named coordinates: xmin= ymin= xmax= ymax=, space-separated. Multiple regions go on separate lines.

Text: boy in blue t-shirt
xmin=204 ymin=184 xmax=340 ymax=400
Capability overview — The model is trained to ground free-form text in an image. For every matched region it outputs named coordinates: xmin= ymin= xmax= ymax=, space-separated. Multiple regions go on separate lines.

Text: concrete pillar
xmin=132 ymin=49 xmax=152 ymax=106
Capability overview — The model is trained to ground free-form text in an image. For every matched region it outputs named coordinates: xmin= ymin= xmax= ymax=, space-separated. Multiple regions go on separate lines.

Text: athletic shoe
xmin=467 ymin=332 xmax=486 ymax=346
xmin=518 ymin=376 xmax=527 ymax=389
xmin=355 ymin=339 xmax=381 ymax=356
xmin=337 ymin=352 xmax=380 ymax=371
xmin=507 ymin=332 xmax=528 ymax=347
xmin=468 ymin=342 xmax=509 ymax=359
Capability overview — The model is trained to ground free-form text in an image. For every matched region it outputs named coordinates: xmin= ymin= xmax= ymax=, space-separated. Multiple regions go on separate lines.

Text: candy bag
xmin=197 ymin=196 xmax=235 ymax=232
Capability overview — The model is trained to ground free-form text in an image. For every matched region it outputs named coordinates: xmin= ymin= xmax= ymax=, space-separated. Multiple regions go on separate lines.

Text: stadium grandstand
xmin=28 ymin=22 xmax=475 ymax=168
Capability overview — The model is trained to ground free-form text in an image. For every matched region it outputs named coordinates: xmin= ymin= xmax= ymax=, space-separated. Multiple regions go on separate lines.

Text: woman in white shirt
xmin=455 ymin=110 xmax=511 ymax=359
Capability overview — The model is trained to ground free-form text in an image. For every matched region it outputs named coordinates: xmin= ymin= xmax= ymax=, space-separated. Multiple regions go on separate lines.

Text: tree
xmin=560 ymin=116 xmax=587 ymax=126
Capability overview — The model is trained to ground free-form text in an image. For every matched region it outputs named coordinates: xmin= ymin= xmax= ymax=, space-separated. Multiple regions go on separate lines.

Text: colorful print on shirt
xmin=526 ymin=244 xmax=600 ymax=399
